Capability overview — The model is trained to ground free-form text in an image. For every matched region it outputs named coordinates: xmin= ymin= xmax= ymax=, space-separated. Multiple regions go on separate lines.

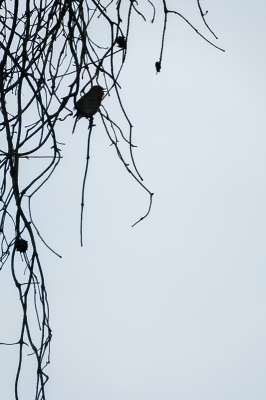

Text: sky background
xmin=1 ymin=1 xmax=266 ymax=399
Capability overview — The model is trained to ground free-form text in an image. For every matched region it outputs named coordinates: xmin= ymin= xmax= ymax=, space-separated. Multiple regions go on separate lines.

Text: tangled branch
xmin=0 ymin=1 xmax=223 ymax=399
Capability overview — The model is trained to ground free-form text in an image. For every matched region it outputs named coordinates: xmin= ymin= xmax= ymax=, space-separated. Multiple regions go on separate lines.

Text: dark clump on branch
xmin=155 ymin=61 xmax=161 ymax=73
xmin=116 ymin=36 xmax=127 ymax=50
xmin=15 ymin=238 xmax=28 ymax=253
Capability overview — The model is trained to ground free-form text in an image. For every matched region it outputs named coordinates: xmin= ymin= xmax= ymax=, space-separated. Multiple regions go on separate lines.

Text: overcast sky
xmin=1 ymin=1 xmax=266 ymax=399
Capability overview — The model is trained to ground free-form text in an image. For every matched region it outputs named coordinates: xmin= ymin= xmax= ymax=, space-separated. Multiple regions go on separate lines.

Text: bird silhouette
xmin=73 ymin=85 xmax=104 ymax=133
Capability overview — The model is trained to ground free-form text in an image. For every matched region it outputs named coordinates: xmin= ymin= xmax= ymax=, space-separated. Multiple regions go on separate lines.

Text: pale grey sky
xmin=1 ymin=1 xmax=266 ymax=399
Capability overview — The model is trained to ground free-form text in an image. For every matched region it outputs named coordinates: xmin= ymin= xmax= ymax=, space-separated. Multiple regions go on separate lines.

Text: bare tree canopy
xmin=0 ymin=1 xmax=223 ymax=399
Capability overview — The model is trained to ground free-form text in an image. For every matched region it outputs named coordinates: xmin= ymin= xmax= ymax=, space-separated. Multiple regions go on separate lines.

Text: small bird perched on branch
xmin=73 ymin=85 xmax=104 ymax=133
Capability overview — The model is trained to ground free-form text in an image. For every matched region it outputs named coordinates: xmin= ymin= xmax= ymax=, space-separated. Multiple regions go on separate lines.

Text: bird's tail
xmin=72 ymin=111 xmax=83 ymax=133
xmin=72 ymin=116 xmax=78 ymax=134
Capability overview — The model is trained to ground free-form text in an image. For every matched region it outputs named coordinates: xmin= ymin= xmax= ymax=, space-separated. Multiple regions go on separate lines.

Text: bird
xmin=75 ymin=85 xmax=104 ymax=120
xmin=72 ymin=85 xmax=104 ymax=134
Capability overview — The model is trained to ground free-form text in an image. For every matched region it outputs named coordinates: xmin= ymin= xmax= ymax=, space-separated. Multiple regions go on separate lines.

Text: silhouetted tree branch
xmin=0 ymin=1 xmax=223 ymax=399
